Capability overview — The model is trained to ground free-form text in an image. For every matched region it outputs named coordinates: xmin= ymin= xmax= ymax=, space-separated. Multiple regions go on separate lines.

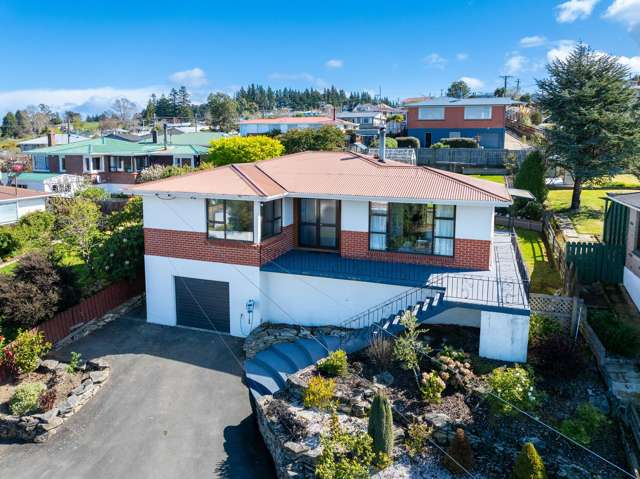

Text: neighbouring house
xmin=128 ymin=149 xmax=531 ymax=362
xmin=17 ymin=132 xmax=87 ymax=152
xmin=239 ymin=117 xmax=356 ymax=136
xmin=25 ymin=135 xmax=211 ymax=193
xmin=1 ymin=172 xmax=85 ymax=197
xmin=336 ymin=110 xmax=386 ymax=129
xmin=0 ymin=185 xmax=50 ymax=225
xmin=405 ymin=97 xmax=521 ymax=148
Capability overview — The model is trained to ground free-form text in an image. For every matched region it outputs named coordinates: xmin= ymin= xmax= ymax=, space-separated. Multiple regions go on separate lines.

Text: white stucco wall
xmin=144 ymin=255 xmax=262 ymax=337
xmin=479 ymin=311 xmax=529 ymax=362
xmin=17 ymin=198 xmax=46 ymax=217
xmin=341 ymin=200 xmax=369 ymax=232
xmin=455 ymin=205 xmax=494 ymax=241
xmin=623 ymin=267 xmax=640 ymax=311
xmin=143 ymin=195 xmax=206 ymax=232
xmin=283 ymin=197 xmax=294 ymax=227
xmin=259 ymin=271 xmax=410 ymax=327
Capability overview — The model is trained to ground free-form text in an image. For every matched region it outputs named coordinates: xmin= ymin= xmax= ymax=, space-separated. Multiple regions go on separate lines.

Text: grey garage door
xmin=174 ymin=277 xmax=230 ymax=333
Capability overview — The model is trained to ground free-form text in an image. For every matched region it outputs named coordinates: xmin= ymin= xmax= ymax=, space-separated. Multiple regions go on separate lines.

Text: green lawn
xmin=515 ymin=228 xmax=563 ymax=295
xmin=470 ymin=175 xmax=505 ymax=184
xmin=585 ymin=174 xmax=640 ymax=189
xmin=0 ymin=261 xmax=18 ymax=275
xmin=546 ymin=189 xmax=637 ymax=237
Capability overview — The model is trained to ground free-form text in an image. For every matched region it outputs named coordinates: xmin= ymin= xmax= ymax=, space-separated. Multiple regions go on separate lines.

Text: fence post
xmin=570 ymin=296 xmax=580 ymax=337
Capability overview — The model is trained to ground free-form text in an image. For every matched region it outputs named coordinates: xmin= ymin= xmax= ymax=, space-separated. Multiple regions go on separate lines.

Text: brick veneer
xmin=340 ymin=231 xmax=492 ymax=270
xmin=144 ymin=225 xmax=295 ymax=267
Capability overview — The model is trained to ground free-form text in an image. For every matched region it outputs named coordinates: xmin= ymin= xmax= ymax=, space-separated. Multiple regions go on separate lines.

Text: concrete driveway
xmin=0 ymin=310 xmax=275 ymax=479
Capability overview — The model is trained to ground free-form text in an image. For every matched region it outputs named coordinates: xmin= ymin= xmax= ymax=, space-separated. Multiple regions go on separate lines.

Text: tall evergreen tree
xmin=15 ymin=110 xmax=33 ymax=137
xmin=1 ymin=112 xmax=18 ymax=138
xmin=537 ymin=43 xmax=640 ymax=209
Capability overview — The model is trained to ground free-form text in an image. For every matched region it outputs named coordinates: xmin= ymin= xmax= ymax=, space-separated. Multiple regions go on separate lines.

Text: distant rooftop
xmin=18 ymin=133 xmax=87 ymax=146
xmin=239 ymin=116 xmax=354 ymax=126
xmin=405 ymin=96 xmax=522 ymax=107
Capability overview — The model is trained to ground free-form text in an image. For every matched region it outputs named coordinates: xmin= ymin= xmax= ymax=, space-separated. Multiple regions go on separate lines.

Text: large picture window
xmin=207 ymin=199 xmax=254 ymax=242
xmin=369 ymin=202 xmax=455 ymax=256
xmin=261 ymin=199 xmax=282 ymax=240
xmin=418 ymin=106 xmax=445 ymax=120
xmin=464 ymin=105 xmax=492 ymax=120
xmin=33 ymin=154 xmax=48 ymax=171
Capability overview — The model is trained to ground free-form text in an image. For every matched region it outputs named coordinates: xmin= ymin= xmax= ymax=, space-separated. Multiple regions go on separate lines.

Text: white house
xmin=128 ymin=149 xmax=531 ymax=362
xmin=0 ymin=186 xmax=50 ymax=225
xmin=18 ymin=133 xmax=87 ymax=152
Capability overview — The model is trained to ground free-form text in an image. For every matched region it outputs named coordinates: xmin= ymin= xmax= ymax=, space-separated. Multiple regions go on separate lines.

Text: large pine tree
xmin=537 ymin=43 xmax=640 ymax=209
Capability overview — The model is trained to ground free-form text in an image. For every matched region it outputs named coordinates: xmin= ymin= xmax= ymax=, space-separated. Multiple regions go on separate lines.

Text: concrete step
xmin=320 ymin=335 xmax=342 ymax=352
xmin=271 ymin=342 xmax=313 ymax=369
xmin=254 ymin=349 xmax=298 ymax=384
xmin=244 ymin=361 xmax=281 ymax=396
xmin=250 ymin=356 xmax=287 ymax=390
xmin=297 ymin=338 xmax=330 ymax=363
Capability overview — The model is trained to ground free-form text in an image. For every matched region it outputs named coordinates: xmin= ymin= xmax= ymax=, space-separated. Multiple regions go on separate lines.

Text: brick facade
xmin=406 ymin=105 xmax=506 ymax=130
xmin=260 ymin=225 xmax=295 ymax=265
xmin=339 ymin=230 xmax=492 ymax=270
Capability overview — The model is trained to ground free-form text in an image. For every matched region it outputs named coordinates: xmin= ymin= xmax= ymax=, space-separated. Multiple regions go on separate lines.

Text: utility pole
xmin=499 ymin=75 xmax=513 ymax=97
xmin=515 ymin=78 xmax=521 ymax=96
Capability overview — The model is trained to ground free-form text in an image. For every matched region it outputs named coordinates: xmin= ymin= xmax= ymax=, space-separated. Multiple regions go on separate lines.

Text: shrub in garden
xmin=14 ymin=210 xmax=55 ymax=248
xmin=559 ymin=402 xmax=611 ymax=445
xmin=105 ymin=197 xmax=142 ymax=230
xmin=528 ymin=314 xmax=562 ymax=344
xmin=76 ymin=186 xmax=110 ymax=201
xmin=419 ymin=371 xmax=446 ymax=403
xmin=303 ymin=375 xmax=335 ymax=410
xmin=318 ymin=349 xmax=348 ymax=377
xmin=206 ymin=136 xmax=284 ymax=167
xmin=514 ymin=150 xmax=547 ymax=203
xmin=66 ymin=351 xmax=82 ymax=374
xmin=9 ymin=382 xmax=47 ymax=415
xmin=529 ymin=334 xmax=587 ymax=379
xmin=488 ymin=365 xmax=540 ymax=415
xmin=279 ymin=126 xmax=346 ymax=154
xmin=90 ymin=223 xmax=143 ymax=282
xmin=430 ymin=142 xmax=450 ymax=149
xmin=367 ymin=393 xmax=394 ymax=458
xmin=316 ymin=412 xmax=375 ymax=479
xmin=588 ymin=309 xmax=640 ymax=358
xmin=439 ymin=137 xmax=478 ymax=148
xmin=514 ymin=200 xmax=544 ymax=221
xmin=443 ymin=428 xmax=475 ymax=474
xmin=370 ymin=136 xmax=398 ymax=149
xmin=405 ymin=421 xmax=432 ymax=458
xmin=393 ymin=312 xmax=429 ymax=372
xmin=0 ymin=226 xmax=19 ymax=259
xmin=530 ymin=110 xmax=543 ymax=125
xmin=51 ymin=197 xmax=102 ymax=262
xmin=440 ymin=345 xmax=466 ymax=362
xmin=396 ymin=137 xmax=420 ymax=149
xmin=38 ymin=388 xmax=57 ymax=412
xmin=510 ymin=442 xmax=548 ymax=479
xmin=367 ymin=334 xmax=394 ymax=371
xmin=3 ymin=329 xmax=51 ymax=375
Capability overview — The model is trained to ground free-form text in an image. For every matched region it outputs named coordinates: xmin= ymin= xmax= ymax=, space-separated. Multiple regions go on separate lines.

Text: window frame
xmin=84 ymin=156 xmax=104 ymax=173
xmin=418 ymin=106 xmax=445 ymax=121
xmin=206 ymin=199 xmax=254 ymax=243
xmin=261 ymin=199 xmax=283 ymax=241
xmin=463 ymin=105 xmax=492 ymax=120
xmin=33 ymin=154 xmax=49 ymax=171
xmin=368 ymin=202 xmax=456 ymax=257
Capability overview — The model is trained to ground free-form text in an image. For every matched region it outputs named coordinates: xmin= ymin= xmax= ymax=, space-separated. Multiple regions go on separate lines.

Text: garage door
xmin=174 ymin=277 xmax=230 ymax=333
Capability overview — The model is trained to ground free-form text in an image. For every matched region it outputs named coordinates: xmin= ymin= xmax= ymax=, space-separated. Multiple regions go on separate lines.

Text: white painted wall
xmin=144 ymin=255 xmax=261 ymax=337
xmin=259 ymin=271 xmax=410 ymax=327
xmin=341 ymin=200 xmax=369 ymax=232
xmin=283 ymin=197 xmax=294 ymax=227
xmin=624 ymin=267 xmax=640 ymax=311
xmin=143 ymin=195 xmax=206 ymax=232
xmin=479 ymin=311 xmax=529 ymax=362
xmin=455 ymin=205 xmax=494 ymax=241
xmin=17 ymin=198 xmax=46 ymax=217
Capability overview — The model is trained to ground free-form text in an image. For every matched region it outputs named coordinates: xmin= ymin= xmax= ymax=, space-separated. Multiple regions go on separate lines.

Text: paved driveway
xmin=0 ymin=312 xmax=275 ymax=479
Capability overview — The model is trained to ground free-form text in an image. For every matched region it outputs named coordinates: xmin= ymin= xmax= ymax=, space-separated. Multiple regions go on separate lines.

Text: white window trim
xmin=463 ymin=105 xmax=492 ymax=120
xmin=174 ymin=156 xmax=194 ymax=168
xmin=32 ymin=154 xmax=49 ymax=172
xmin=83 ymin=156 xmax=105 ymax=173
xmin=58 ymin=156 xmax=66 ymax=172
xmin=418 ymin=106 xmax=445 ymax=121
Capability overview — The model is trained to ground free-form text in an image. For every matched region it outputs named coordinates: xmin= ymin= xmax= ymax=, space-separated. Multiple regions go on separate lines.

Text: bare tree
xmin=111 ymin=97 xmax=137 ymax=125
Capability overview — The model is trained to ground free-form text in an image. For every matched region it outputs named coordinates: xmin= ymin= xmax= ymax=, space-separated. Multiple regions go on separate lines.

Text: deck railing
xmin=426 ymin=273 xmax=528 ymax=309
xmin=510 ymin=228 xmax=531 ymax=298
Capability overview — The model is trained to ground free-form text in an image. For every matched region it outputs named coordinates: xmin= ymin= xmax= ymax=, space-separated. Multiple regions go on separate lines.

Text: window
xmin=84 ymin=156 xmax=103 ymax=172
xmin=418 ymin=106 xmax=445 ymax=120
xmin=174 ymin=157 xmax=193 ymax=168
xmin=59 ymin=156 xmax=66 ymax=172
xmin=369 ymin=202 xmax=455 ymax=256
xmin=299 ymin=199 xmax=339 ymax=249
xmin=134 ymin=157 xmax=146 ymax=172
xmin=261 ymin=199 xmax=282 ymax=240
xmin=109 ymin=157 xmax=125 ymax=172
xmin=464 ymin=105 xmax=492 ymax=120
xmin=207 ymin=199 xmax=254 ymax=242
xmin=33 ymin=154 xmax=48 ymax=171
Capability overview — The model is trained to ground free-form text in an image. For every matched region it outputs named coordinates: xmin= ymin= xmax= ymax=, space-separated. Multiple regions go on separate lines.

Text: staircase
xmin=243 ymin=286 xmax=450 ymax=401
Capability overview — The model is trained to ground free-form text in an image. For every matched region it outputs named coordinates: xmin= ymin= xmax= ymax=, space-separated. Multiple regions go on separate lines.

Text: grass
xmin=0 ymin=261 xmax=18 ymax=275
xmin=546 ymin=189 xmax=637 ymax=237
xmin=470 ymin=175 xmax=505 ymax=184
xmin=585 ymin=174 xmax=640 ymax=189
xmin=515 ymin=228 xmax=563 ymax=295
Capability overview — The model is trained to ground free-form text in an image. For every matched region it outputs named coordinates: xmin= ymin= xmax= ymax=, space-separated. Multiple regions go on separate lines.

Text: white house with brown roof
xmin=0 ymin=185 xmax=50 ymax=225
xmin=239 ymin=116 xmax=356 ymax=136
xmin=128 ymin=151 xmax=531 ymax=362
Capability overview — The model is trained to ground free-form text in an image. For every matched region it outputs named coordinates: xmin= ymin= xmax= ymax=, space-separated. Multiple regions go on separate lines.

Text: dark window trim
xmin=296 ymin=198 xmax=340 ymax=251
xmin=206 ymin=199 xmax=255 ymax=243
xmin=367 ymin=202 xmax=456 ymax=257
xmin=261 ymin=199 xmax=283 ymax=241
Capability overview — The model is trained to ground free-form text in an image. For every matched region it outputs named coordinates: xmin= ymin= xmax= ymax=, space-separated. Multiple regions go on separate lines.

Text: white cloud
xmin=504 ymin=54 xmax=529 ymax=74
xmin=456 ymin=53 xmax=469 ymax=61
xmin=604 ymin=0 xmax=640 ymax=29
xmin=325 ymin=59 xmax=343 ymax=69
xmin=618 ymin=54 xmax=640 ymax=73
xmin=168 ymin=67 xmax=208 ymax=87
xmin=555 ymin=0 xmax=599 ymax=22
xmin=547 ymin=40 xmax=578 ymax=61
xmin=460 ymin=76 xmax=484 ymax=89
xmin=423 ymin=53 xmax=447 ymax=69
xmin=519 ymin=35 xmax=547 ymax=48
xmin=268 ymin=72 xmax=327 ymax=88
xmin=0 ymin=86 xmax=162 ymax=116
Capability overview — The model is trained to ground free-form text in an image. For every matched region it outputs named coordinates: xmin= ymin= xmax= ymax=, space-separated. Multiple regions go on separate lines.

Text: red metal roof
xmin=129 ymin=151 xmax=511 ymax=204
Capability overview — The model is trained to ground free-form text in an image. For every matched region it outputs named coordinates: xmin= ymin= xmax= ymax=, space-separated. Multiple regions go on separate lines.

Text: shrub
xmin=3 ymin=329 xmax=51 ymax=375
xmin=14 ymin=210 xmax=55 ymax=248
xmin=316 ymin=412 xmax=375 ymax=479
xmin=419 ymin=371 xmax=446 ymax=403
xmin=530 ymin=110 xmax=543 ymax=125
xmin=367 ymin=393 xmax=394 ymax=458
xmin=393 ymin=311 xmax=430 ymax=372
xmin=440 ymin=137 xmax=478 ymax=149
xmin=443 ymin=428 xmax=475 ymax=474
xmin=514 ymin=150 xmax=547 ymax=202
xmin=318 ymin=349 xmax=348 ymax=377
xmin=367 ymin=335 xmax=394 ymax=371
xmin=511 ymin=442 xmax=548 ymax=479
xmin=559 ymin=403 xmax=611 ymax=445
xmin=488 ymin=365 xmax=540 ymax=415
xmin=440 ymin=345 xmax=466 ymax=362
xmin=105 ymin=197 xmax=142 ymax=230
xmin=370 ymin=136 xmax=398 ymax=149
xmin=266 ymin=398 xmax=308 ymax=441
xmin=528 ymin=314 xmax=562 ymax=344
xmin=38 ymin=388 xmax=57 ymax=412
xmin=588 ymin=309 xmax=640 ymax=358
xmin=0 ymin=226 xmax=19 ymax=259
xmin=89 ymin=223 xmax=143 ymax=282
xmin=515 ymin=200 xmax=544 ymax=221
xmin=430 ymin=142 xmax=450 ymax=149
xmin=279 ymin=125 xmax=346 ymax=154
xmin=9 ymin=382 xmax=46 ymax=415
xmin=66 ymin=351 xmax=82 ymax=374
xmin=76 ymin=186 xmax=110 ymax=201
xmin=529 ymin=334 xmax=587 ymax=379
xmin=396 ymin=136 xmax=420 ymax=148
xmin=405 ymin=421 xmax=432 ymax=458
xmin=303 ymin=375 xmax=335 ymax=410
xmin=206 ymin=136 xmax=284 ymax=167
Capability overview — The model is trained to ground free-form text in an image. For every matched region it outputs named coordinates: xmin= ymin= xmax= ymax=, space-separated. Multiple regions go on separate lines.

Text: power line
xmin=499 ymin=75 xmax=513 ymax=96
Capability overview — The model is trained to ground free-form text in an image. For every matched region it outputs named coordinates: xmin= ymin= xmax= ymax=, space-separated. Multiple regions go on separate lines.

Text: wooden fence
xmin=495 ymin=214 xmax=543 ymax=232
xmin=565 ymin=242 xmax=626 ymax=284
xmin=414 ymin=148 xmax=530 ymax=169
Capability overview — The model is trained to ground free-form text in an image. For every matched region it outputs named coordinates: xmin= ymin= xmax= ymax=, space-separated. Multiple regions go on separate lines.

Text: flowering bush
xmin=89 ymin=224 xmax=143 ymax=282
xmin=419 ymin=371 xmax=446 ymax=404
xmin=487 ymin=365 xmax=540 ymax=415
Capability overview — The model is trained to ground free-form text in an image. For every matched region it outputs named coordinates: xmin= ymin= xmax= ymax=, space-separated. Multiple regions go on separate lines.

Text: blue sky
xmin=0 ymin=0 xmax=638 ymax=115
